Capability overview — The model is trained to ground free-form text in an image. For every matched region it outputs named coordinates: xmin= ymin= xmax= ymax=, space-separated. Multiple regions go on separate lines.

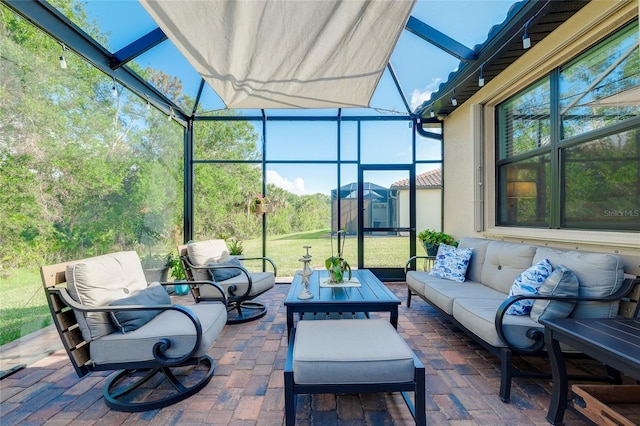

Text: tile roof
xmin=391 ymin=168 xmax=442 ymax=189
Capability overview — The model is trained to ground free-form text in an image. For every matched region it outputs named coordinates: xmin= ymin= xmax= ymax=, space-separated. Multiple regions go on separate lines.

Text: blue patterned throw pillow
xmin=428 ymin=244 xmax=473 ymax=283
xmin=505 ymin=259 xmax=553 ymax=315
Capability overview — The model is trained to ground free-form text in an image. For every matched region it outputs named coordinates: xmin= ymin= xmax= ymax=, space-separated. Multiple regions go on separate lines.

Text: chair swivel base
xmin=103 ymin=355 xmax=214 ymax=412
xmin=227 ymin=301 xmax=268 ymax=324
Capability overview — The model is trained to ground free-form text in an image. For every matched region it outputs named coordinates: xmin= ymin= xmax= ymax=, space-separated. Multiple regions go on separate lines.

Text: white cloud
xmin=410 ymin=78 xmax=443 ymax=111
xmin=267 ymin=170 xmax=306 ymax=195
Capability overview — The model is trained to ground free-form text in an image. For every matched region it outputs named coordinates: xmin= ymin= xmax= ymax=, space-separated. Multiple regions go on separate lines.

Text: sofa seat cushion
xmin=292 ymin=319 xmax=415 ymax=385
xmin=453 ymin=297 xmax=541 ymax=349
xmin=406 ymin=271 xmax=428 ymax=299
xmin=533 ymin=248 xmax=624 ymax=318
xmin=66 ymin=251 xmax=148 ymax=341
xmin=409 ymin=272 xmax=505 ymax=315
xmin=199 ymin=271 xmax=275 ymax=299
xmin=91 ymin=302 xmax=227 ymax=365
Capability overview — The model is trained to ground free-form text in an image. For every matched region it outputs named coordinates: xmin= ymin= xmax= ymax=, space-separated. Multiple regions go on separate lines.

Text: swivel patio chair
xmin=178 ymin=239 xmax=277 ymax=324
xmin=41 ymin=251 xmax=227 ymax=412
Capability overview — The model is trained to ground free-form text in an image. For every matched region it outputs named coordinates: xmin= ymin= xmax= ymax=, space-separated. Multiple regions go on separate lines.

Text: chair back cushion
xmin=187 ymin=239 xmax=230 ymax=281
xmin=66 ymin=251 xmax=147 ymax=341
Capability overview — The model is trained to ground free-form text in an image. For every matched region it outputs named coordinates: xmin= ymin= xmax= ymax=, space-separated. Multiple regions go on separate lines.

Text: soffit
xmin=416 ymin=1 xmax=589 ymax=120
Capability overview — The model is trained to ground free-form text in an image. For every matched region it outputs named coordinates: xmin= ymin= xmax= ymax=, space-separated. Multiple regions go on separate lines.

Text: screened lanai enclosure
xmin=2 ymin=0 xmax=447 ymax=280
xmin=2 ymin=0 xmax=637 ymax=285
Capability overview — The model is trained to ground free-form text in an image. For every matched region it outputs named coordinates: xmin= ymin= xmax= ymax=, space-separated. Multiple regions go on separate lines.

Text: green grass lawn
xmin=0 ymin=229 xmax=420 ymax=345
xmin=1 ymin=268 xmax=51 ymax=346
xmin=242 ymin=229 xmax=415 ymax=277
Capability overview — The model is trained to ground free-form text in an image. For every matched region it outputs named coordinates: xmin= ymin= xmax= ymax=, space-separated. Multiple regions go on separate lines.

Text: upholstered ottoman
xmin=284 ymin=319 xmax=425 ymax=425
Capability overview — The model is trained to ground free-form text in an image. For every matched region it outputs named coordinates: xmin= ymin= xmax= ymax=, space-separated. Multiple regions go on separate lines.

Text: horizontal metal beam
xmin=109 ymin=27 xmax=167 ymax=70
xmin=405 ymin=16 xmax=477 ymax=62
xmin=2 ymin=0 xmax=188 ymax=126
xmin=194 ymin=114 xmax=413 ymax=122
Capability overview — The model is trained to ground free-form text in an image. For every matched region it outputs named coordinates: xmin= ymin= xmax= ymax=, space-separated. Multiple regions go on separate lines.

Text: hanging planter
xmin=251 ymin=195 xmax=273 ymax=214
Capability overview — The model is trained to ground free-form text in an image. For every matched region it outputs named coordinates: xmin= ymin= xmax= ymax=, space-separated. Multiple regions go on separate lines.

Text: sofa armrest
xmin=404 ymin=255 xmax=436 ymax=275
xmin=495 ymin=277 xmax=639 ymax=354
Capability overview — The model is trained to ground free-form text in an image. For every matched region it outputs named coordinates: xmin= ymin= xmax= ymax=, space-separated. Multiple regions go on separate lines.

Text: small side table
xmin=541 ymin=318 xmax=640 ymax=425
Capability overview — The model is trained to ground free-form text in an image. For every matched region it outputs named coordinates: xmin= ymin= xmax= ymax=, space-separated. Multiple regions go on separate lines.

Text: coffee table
xmin=284 ymin=269 xmax=400 ymax=338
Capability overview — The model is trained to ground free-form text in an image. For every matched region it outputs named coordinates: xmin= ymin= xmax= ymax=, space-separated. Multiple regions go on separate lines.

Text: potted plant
xmin=325 ymin=229 xmax=351 ymax=283
xmin=140 ymin=252 xmax=171 ymax=283
xmin=417 ymin=229 xmax=456 ymax=256
xmin=251 ymin=195 xmax=272 ymax=214
xmin=167 ymin=253 xmax=190 ymax=295
xmin=227 ymin=238 xmax=244 ymax=256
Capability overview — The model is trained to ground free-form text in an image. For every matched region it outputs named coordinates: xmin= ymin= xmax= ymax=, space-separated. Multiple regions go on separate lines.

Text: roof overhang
xmin=416 ymin=1 xmax=590 ymax=121
xmin=140 ymin=0 xmax=415 ymax=109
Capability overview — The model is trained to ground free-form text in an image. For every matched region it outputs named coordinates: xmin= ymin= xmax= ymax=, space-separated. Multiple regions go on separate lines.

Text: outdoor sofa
xmin=405 ymin=237 xmax=639 ymax=402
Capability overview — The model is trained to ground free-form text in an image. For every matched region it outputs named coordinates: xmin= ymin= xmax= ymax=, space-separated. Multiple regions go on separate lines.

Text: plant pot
xmin=173 ymin=280 xmax=190 ymax=296
xmin=421 ymin=242 xmax=439 ymax=256
xmin=253 ymin=203 xmax=273 ymax=214
xmin=143 ymin=267 xmax=169 ymax=283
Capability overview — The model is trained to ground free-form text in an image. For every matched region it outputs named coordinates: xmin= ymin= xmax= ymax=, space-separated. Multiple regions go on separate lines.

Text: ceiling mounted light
xmin=59 ymin=44 xmax=67 ymax=69
xmin=430 ymin=109 xmax=435 ymax=118
xmin=522 ymin=22 xmax=531 ymax=49
xmin=451 ymin=88 xmax=457 ymax=107
xmin=478 ymin=63 xmax=485 ymax=87
xmin=168 ymin=107 xmax=173 ymax=121
xmin=111 ymin=78 xmax=118 ymax=98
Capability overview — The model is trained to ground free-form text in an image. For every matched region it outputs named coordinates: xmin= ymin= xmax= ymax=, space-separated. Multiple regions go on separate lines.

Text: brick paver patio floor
xmin=1 ymin=282 xmax=605 ymax=425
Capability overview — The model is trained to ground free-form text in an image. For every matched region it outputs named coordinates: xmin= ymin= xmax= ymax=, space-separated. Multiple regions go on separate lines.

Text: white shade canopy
xmin=139 ymin=0 xmax=415 ymax=109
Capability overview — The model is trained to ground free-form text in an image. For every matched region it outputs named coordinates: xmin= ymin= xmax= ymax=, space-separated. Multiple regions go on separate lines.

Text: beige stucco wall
xmin=397 ymin=188 xmax=442 ymax=233
xmin=442 ymin=0 xmax=640 ymax=275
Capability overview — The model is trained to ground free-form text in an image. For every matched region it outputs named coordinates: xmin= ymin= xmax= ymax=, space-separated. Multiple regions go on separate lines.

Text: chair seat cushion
xmin=91 ymin=302 xmax=227 ymax=365
xmin=292 ymin=319 xmax=415 ymax=385
xmin=109 ymin=282 xmax=171 ymax=333
xmin=200 ymin=271 xmax=275 ymax=299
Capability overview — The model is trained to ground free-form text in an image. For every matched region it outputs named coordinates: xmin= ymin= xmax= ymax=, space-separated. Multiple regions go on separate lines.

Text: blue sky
xmin=82 ymin=0 xmax=516 ymax=195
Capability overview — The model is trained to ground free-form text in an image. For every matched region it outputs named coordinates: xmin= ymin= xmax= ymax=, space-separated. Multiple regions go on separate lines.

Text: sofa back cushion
xmin=480 ymin=242 xmax=537 ymax=294
xmin=458 ymin=237 xmax=491 ymax=282
xmin=66 ymin=251 xmax=148 ymax=341
xmin=533 ymin=248 xmax=624 ymax=318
